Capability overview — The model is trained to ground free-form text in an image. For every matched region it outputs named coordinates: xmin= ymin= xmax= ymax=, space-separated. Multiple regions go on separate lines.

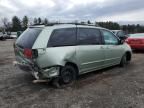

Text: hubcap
xmin=62 ymin=69 xmax=73 ymax=83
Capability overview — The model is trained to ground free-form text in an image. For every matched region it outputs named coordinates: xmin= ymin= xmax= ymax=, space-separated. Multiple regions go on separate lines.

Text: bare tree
xmin=22 ymin=16 xmax=29 ymax=29
xmin=2 ymin=18 xmax=8 ymax=28
xmin=1 ymin=17 xmax=11 ymax=34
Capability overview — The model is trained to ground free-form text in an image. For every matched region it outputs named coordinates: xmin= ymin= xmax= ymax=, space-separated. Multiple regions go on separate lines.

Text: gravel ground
xmin=0 ymin=40 xmax=144 ymax=108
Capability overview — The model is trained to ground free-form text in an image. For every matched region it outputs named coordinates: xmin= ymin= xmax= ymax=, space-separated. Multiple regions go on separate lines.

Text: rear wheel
xmin=60 ymin=65 xmax=77 ymax=85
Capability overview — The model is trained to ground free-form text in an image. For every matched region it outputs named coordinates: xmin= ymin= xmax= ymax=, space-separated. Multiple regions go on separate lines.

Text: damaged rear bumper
xmin=13 ymin=61 xmax=60 ymax=80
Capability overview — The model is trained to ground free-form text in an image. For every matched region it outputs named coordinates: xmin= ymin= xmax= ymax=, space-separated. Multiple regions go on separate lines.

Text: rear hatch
xmin=14 ymin=27 xmax=43 ymax=64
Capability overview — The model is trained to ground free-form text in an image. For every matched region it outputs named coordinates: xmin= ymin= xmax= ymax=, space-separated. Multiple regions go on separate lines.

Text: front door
xmin=100 ymin=29 xmax=124 ymax=66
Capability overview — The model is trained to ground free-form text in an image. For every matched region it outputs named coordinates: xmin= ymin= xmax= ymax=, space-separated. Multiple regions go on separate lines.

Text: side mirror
xmin=119 ymin=36 xmax=127 ymax=40
xmin=119 ymin=39 xmax=124 ymax=45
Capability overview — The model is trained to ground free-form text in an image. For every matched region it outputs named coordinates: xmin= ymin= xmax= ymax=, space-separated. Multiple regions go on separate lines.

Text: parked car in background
xmin=0 ymin=32 xmax=17 ymax=39
xmin=125 ymin=33 xmax=144 ymax=50
xmin=13 ymin=24 xmax=132 ymax=87
xmin=0 ymin=32 xmax=6 ymax=40
xmin=10 ymin=32 xmax=17 ymax=39
xmin=112 ymin=30 xmax=128 ymax=40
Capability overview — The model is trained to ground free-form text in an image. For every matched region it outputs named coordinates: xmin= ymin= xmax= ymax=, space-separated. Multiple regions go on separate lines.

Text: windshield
xmin=16 ymin=28 xmax=42 ymax=49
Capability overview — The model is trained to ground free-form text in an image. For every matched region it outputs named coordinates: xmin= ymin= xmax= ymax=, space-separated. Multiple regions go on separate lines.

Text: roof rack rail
xmin=29 ymin=25 xmax=45 ymax=28
xmin=45 ymin=22 xmax=99 ymax=27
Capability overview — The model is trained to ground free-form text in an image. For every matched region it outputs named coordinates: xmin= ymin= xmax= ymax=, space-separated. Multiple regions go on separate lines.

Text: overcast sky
xmin=0 ymin=0 xmax=144 ymax=23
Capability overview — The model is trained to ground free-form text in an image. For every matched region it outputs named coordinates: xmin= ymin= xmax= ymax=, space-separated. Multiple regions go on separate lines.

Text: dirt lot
xmin=0 ymin=40 xmax=144 ymax=108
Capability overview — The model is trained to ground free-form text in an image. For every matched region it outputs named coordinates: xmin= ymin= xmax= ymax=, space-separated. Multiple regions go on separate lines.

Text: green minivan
xmin=13 ymin=24 xmax=132 ymax=86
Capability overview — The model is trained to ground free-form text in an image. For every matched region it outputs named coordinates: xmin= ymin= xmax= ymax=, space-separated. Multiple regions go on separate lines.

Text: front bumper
xmin=13 ymin=61 xmax=60 ymax=80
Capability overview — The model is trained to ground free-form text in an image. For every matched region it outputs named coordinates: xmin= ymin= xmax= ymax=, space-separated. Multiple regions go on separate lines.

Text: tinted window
xmin=78 ymin=28 xmax=101 ymax=45
xmin=16 ymin=28 xmax=42 ymax=48
xmin=101 ymin=30 xmax=119 ymax=45
xmin=48 ymin=28 xmax=76 ymax=47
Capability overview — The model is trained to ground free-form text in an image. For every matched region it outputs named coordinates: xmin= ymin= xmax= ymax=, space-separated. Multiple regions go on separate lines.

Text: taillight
xmin=24 ymin=49 xmax=32 ymax=58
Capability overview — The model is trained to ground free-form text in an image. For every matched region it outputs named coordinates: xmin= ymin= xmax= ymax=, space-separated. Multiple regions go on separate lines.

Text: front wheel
xmin=120 ymin=54 xmax=127 ymax=67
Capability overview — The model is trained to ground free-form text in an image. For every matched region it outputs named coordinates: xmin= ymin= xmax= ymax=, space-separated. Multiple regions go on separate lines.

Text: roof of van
xmin=29 ymin=23 xmax=106 ymax=30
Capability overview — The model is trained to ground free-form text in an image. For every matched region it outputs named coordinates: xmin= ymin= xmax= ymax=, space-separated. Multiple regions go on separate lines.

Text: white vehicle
xmin=0 ymin=32 xmax=6 ymax=40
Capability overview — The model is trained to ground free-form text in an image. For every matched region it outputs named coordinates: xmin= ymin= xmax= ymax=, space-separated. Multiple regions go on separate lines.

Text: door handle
xmin=100 ymin=46 xmax=104 ymax=49
xmin=100 ymin=46 xmax=109 ymax=49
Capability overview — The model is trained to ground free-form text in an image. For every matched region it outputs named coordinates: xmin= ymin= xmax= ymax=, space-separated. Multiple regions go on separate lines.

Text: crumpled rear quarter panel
xmin=36 ymin=46 xmax=77 ymax=68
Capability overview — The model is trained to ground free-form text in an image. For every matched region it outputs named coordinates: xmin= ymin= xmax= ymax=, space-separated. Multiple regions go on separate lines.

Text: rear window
xmin=77 ymin=28 xmax=101 ymax=45
xmin=47 ymin=28 xmax=76 ymax=47
xmin=16 ymin=28 xmax=42 ymax=48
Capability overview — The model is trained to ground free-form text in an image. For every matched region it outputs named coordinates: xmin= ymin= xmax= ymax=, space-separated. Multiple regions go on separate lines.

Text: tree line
xmin=0 ymin=16 xmax=49 ymax=33
xmin=96 ymin=21 xmax=144 ymax=33
xmin=1 ymin=16 xmax=144 ymax=34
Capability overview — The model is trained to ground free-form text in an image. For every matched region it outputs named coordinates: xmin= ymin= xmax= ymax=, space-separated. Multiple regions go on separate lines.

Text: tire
xmin=60 ymin=65 xmax=77 ymax=85
xmin=120 ymin=54 xmax=127 ymax=67
xmin=0 ymin=37 xmax=3 ymax=40
xmin=51 ymin=77 xmax=61 ymax=88
xmin=1 ymin=37 xmax=6 ymax=41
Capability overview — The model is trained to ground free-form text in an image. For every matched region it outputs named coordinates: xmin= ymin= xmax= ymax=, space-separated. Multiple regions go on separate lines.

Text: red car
xmin=125 ymin=33 xmax=144 ymax=50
